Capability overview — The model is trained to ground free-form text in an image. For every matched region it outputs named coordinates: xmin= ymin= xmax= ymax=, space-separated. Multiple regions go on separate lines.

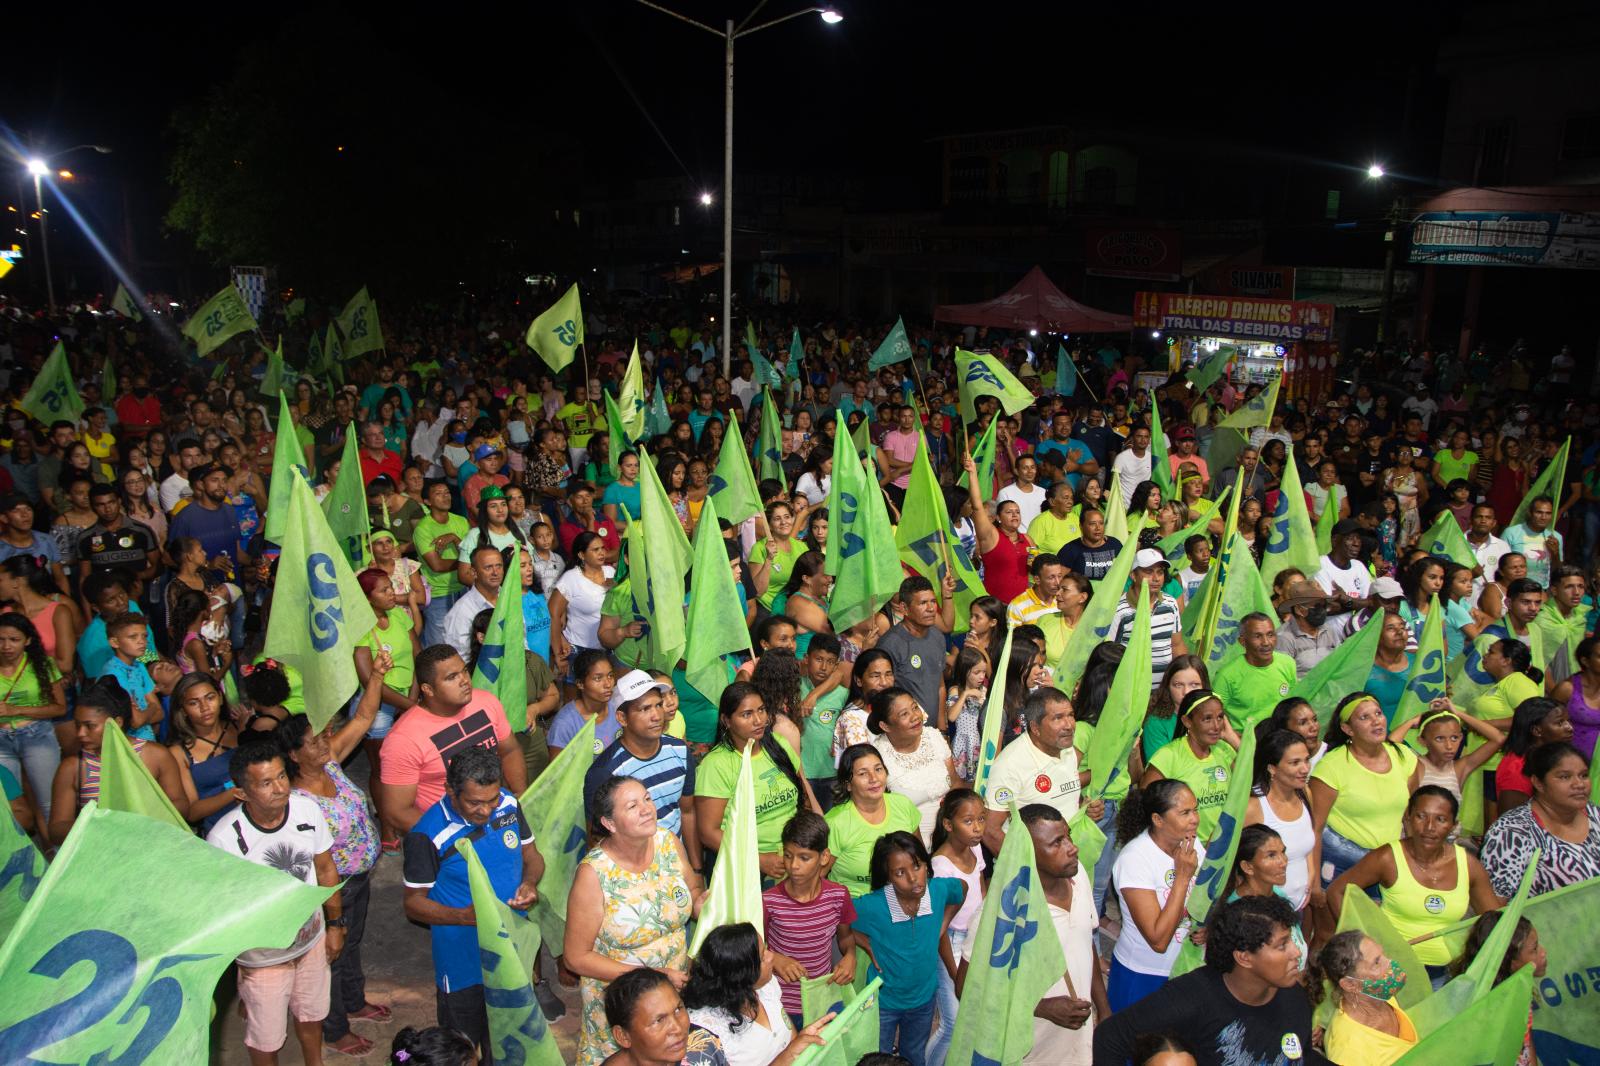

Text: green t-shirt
xmin=672 ymin=663 xmax=734 ymax=745
xmin=823 ymin=792 xmax=922 ymax=897
xmin=1212 ymin=653 xmax=1298 ymax=731
xmin=0 ymin=657 xmax=62 ymax=727
xmin=1433 ymin=449 xmax=1477 ymax=485
xmin=556 ymin=402 xmax=597 ymax=447
xmin=749 ymin=538 xmax=808 ymax=610
xmin=698 ymin=735 xmax=804 ymax=854
xmin=1148 ymin=737 xmax=1237 ymax=844
xmin=1028 ymin=510 xmax=1081 ymax=555
xmin=800 ymin=680 xmax=848 ymax=779
xmin=1073 ymin=720 xmax=1129 ymax=801
xmin=414 ymin=513 xmax=470 ymax=599
xmin=361 ymin=607 xmax=416 ymax=695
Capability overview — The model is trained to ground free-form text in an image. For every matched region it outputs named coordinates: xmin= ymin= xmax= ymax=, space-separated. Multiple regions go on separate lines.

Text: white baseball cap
xmin=609 ymin=669 xmax=671 ymax=713
xmin=1133 ymin=548 xmax=1169 ymax=570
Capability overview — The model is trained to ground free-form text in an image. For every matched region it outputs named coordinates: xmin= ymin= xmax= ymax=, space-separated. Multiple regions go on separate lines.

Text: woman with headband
xmin=1310 ymin=691 xmax=1418 ymax=886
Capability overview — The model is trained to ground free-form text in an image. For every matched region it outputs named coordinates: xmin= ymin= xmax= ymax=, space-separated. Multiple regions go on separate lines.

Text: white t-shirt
xmin=158 ymin=471 xmax=192 ymax=514
xmin=1315 ymin=555 xmax=1372 ymax=601
xmin=1111 ymin=449 xmax=1153 ymax=510
xmin=207 ymin=793 xmax=333 ymax=967
xmin=1469 ymin=533 xmax=1508 ymax=605
xmin=1111 ymin=831 xmax=1203 ymax=976
xmin=555 ymin=565 xmax=615 ymax=649
xmin=795 ymin=471 xmax=830 ymax=506
xmin=932 ymin=845 xmax=985 ymax=934
xmin=997 ymin=482 xmax=1047 ymax=533
xmin=985 ymin=735 xmax=1081 ymax=823
xmin=690 ymin=976 xmax=793 ymax=1066
xmin=1177 ymin=565 xmax=1208 ymax=605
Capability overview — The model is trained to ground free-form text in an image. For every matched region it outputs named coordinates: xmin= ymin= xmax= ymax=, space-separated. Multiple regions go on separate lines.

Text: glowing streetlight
xmin=699 ymin=191 xmax=714 ymax=206
xmin=1367 ymin=164 xmax=1385 ymax=180
xmin=820 ymin=9 xmax=844 ymax=23
xmin=25 ymin=159 xmax=48 ymax=177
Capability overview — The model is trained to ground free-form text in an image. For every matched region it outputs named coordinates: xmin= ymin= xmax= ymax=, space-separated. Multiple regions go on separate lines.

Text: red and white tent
xmin=934 ymin=266 xmax=1132 ymax=333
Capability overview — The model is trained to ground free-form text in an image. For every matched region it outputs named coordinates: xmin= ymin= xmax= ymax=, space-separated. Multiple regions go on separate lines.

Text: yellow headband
xmin=1338 ymin=696 xmax=1375 ymax=723
xmin=1420 ymin=708 xmax=1461 ymax=731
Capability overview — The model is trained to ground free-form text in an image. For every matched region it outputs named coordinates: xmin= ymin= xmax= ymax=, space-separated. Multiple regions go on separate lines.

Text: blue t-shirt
xmin=401 ymin=791 xmax=531 ymax=992
xmin=687 ymin=408 xmax=724 ymax=441
xmin=853 ymin=877 xmax=964 ymax=1010
xmin=1035 ymin=438 xmax=1096 ymax=489
xmin=78 ymin=604 xmax=155 ymax=679
xmin=1366 ymin=656 xmax=1412 ymax=725
xmin=582 ymin=735 xmax=695 ymax=837
xmin=522 ymin=592 xmax=553 ymax=666
xmin=0 ymin=532 xmax=60 ymax=565
xmin=548 ymin=702 xmax=621 ymax=753
xmin=167 ymin=500 xmax=242 ymax=568
xmin=102 ymin=656 xmax=157 ymax=742
xmin=601 ymin=481 xmax=642 ymax=525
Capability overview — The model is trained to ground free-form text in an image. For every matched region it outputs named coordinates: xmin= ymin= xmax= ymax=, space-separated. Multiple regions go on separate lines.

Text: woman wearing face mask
xmin=1309 ymin=932 xmax=1417 ymax=1065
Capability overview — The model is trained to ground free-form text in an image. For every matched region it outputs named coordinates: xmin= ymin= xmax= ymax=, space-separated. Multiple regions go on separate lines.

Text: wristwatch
xmin=325 ymin=916 xmax=348 ymax=928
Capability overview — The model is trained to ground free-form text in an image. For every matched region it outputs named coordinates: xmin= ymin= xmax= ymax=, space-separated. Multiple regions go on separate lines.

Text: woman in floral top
xmin=281 ymin=654 xmax=392 ymax=1056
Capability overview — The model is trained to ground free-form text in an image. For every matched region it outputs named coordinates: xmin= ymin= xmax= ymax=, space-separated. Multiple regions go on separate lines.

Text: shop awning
xmin=934 ymin=265 xmax=1132 ymax=333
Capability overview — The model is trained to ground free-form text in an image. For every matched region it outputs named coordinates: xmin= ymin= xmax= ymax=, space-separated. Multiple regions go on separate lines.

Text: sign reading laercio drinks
xmin=1132 ymin=292 xmax=1336 ymax=342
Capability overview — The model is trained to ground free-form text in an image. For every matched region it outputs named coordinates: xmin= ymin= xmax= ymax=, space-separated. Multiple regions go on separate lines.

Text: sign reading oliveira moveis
xmin=1408 ymin=211 xmax=1600 ymax=270
xmin=1132 ymin=292 xmax=1336 ymax=341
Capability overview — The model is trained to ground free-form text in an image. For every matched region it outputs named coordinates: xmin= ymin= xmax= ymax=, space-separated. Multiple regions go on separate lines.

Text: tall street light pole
xmin=23 ymin=145 xmax=112 ymax=316
xmin=635 ymin=2 xmax=843 ymax=377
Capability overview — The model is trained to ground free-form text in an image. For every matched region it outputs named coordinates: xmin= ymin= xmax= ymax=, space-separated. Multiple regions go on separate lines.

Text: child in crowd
xmin=927 ymin=790 xmax=986 ymax=1066
xmin=798 ymin=633 xmax=846 ymax=808
xmin=762 ymin=812 xmax=858 ymax=1029
xmin=943 ymin=649 xmax=988 ymax=786
xmin=102 ymin=612 xmax=164 ymax=741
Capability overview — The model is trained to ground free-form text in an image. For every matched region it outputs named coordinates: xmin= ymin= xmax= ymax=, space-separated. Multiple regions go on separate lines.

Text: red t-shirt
xmin=359 ymin=448 xmax=404 ymax=486
xmin=559 ymin=517 xmax=620 ymax=557
xmin=1495 ymin=751 xmax=1532 ymax=799
xmin=379 ymin=691 xmax=511 ymax=813
xmin=981 ymin=531 xmax=1033 ymax=603
xmin=762 ymin=878 xmax=857 ymax=1014
xmin=115 ymin=394 xmax=163 ymax=432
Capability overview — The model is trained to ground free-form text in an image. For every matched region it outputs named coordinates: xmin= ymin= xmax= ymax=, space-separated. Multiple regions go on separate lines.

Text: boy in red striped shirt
xmin=762 ymin=811 xmax=859 ymax=1026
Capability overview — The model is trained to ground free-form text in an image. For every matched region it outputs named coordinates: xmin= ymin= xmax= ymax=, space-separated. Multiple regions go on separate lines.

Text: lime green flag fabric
xmin=1396 ymin=967 xmax=1533 ymax=1065
xmin=20 ymin=342 xmax=84 ymax=426
xmin=1200 ymin=532 xmax=1276 ymax=669
xmin=646 ymin=380 xmax=673 ymax=439
xmin=750 ymin=344 xmax=782 ymax=389
xmin=787 ymin=327 xmax=805 ymax=378
xmin=824 ymin=426 xmax=902 ymax=632
xmin=1314 ymin=488 xmax=1339 ymax=554
xmin=955 ymin=349 xmax=1033 ymax=423
xmin=850 ymin=413 xmax=873 ymax=462
xmin=684 ymin=495 xmax=753 ymax=707
xmin=0 ymin=803 xmax=330 ymax=1063
xmin=957 ymin=415 xmax=997 ymax=498
xmin=1148 ymin=390 xmax=1176 ymax=501
xmin=521 ymin=716 xmax=598 ymax=950
xmin=1510 ymin=436 xmax=1571 ymax=529
xmin=182 ymin=283 xmax=258 ymax=357
xmin=1218 ymin=373 xmax=1281 ymax=429
xmin=1419 ymin=510 xmax=1476 ymax=569
xmin=1103 ymin=485 xmax=1131 ymax=544
xmin=1392 ymin=596 xmax=1446 ymax=732
xmin=0 ymin=788 xmax=45 ymax=944
xmin=868 ymin=316 xmax=913 ymax=370
xmin=321 ymin=424 xmax=372 ymax=570
xmin=101 ymin=353 xmax=117 ymax=402
xmin=306 ymin=326 xmax=324 ymax=370
xmin=1157 ymin=486 xmax=1229 ymax=562
xmin=325 ymin=322 xmax=346 ymax=369
xmin=629 ymin=452 xmax=691 ymax=671
xmin=1516 ymin=874 xmax=1600 ymax=1056
xmin=472 ymin=543 xmax=530 ymax=731
xmin=618 ymin=342 xmax=648 ymax=442
xmin=258 ymin=337 xmax=286 ymax=397
xmin=99 ymin=720 xmax=189 ymax=831
xmin=800 ymin=974 xmax=854 ymax=1027
xmin=757 ymin=389 xmax=787 ymax=488
xmin=690 ymin=740 xmax=762 ymax=954
xmin=604 ymin=533 xmax=652 ymax=671
xmin=1259 ymin=453 xmax=1323 ymax=590
xmin=894 ymin=434 xmax=984 ymax=633
xmin=791 ymin=979 xmax=883 ymax=1066
xmin=264 ymin=470 xmax=378 ymax=730
xmin=945 ymin=804 xmax=1067 ymax=1066
xmin=709 ymin=411 xmax=761 ymax=525
xmin=1054 ymin=516 xmax=1146 ymax=694
xmin=111 ymin=281 xmax=143 ymax=320
xmin=1186 ymin=343 xmax=1235 ymax=395
xmin=285 ymin=296 xmax=306 ymax=322
xmin=1333 ymin=888 xmax=1434 ymax=1012
xmin=457 ymin=840 xmax=563 ymax=1066
xmin=604 ymin=390 xmax=632 ymax=480
xmin=1067 ymin=805 xmax=1107 ymax=878
xmin=971 ymin=629 xmax=1016 ymax=801
xmin=264 ymin=391 xmax=310 ymax=543
xmin=1292 ymin=610 xmax=1384 ymax=729
xmin=1083 ymin=585 xmax=1152 ymax=800
xmin=335 ymin=286 xmax=383 ymax=358
xmin=526 ymin=283 xmax=585 ymax=372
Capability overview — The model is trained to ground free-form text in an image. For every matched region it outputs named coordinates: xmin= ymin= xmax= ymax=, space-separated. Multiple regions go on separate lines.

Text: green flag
xmin=526 ymin=283 xmax=585 ymax=372
xmin=971 ymin=629 xmax=1015 ymax=801
xmin=1419 ymin=510 xmax=1477 ymax=569
xmin=0 ymin=785 xmax=45 ymax=944
xmin=325 ymin=322 xmax=346 ymax=368
xmin=0 ymin=803 xmax=329 ymax=1063
xmin=824 ymin=423 xmax=902 ymax=632
xmin=99 ymin=720 xmax=189 ymax=831
xmin=1053 ymin=516 xmax=1147 ymax=694
xmin=791 ymin=980 xmax=883 ymax=1066
xmin=182 ymin=283 xmax=258 ymax=357
xmin=1148 ymin=390 xmax=1176 ymax=501
xmin=684 ymin=495 xmax=753 ymax=707
xmin=945 ymin=805 xmax=1067 ymax=1066
xmin=264 ymin=470 xmax=378 ymax=730
xmin=1291 ymin=610 xmax=1384 ymax=729
xmin=1156 ymin=486 xmax=1230 ymax=562
xmin=264 ymin=391 xmax=310 ymax=543
xmin=1185 ymin=343 xmax=1235 ymax=395
xmin=1508 ymin=874 xmax=1600 ymax=1055
xmin=787 ymin=327 xmax=805 ymax=378
xmin=709 ymin=410 xmax=761 ymax=525
xmin=20 ymin=342 xmax=84 ymax=425
xmin=1218 ymin=373 xmax=1281 ymax=430
xmin=1083 ymin=583 xmax=1153 ymax=800
xmin=306 ymin=326 xmax=324 ymax=370
xmin=619 ymin=342 xmax=648 ymax=442
xmin=603 ymin=531 xmax=652 ymax=670
xmin=259 ymin=336 xmax=286 ymax=398
xmin=633 ymin=449 xmax=691 ymax=670
xmin=1054 ymin=344 xmax=1077 ymax=397
xmin=285 ymin=296 xmax=306 ymax=323
xmin=1510 ymin=436 xmax=1571 ymax=530
xmin=1104 ymin=484 xmax=1131 ymax=544
xmin=800 ymin=974 xmax=854 ymax=1028
xmin=1396 ymin=967 xmax=1534 ymax=1065
xmin=1200 ymin=532 xmax=1276 ymax=669
xmin=849 ymin=414 xmax=872 ymax=461
xmin=1314 ymin=487 xmax=1340 ymax=554
xmin=1259 ymin=452 xmax=1322 ymax=590
xmin=335 ymin=286 xmax=383 ymax=358
xmin=604 ymin=390 xmax=632 ymax=480
xmin=101 ymin=353 xmax=117 ymax=402
xmin=748 ymin=326 xmax=782 ymax=388
xmin=757 ymin=389 xmax=787 ymax=488
xmin=457 ymin=840 xmax=563 ymax=1066
xmin=473 ymin=543 xmax=530 ymax=731
xmin=895 ymin=434 xmax=984 ymax=632
xmin=690 ymin=740 xmax=763 ymax=954
xmin=957 ymin=416 xmax=997 ymax=498
xmin=868 ymin=316 xmax=913 ymax=370
xmin=110 ymin=282 xmax=142 ymax=321
xmin=955 ymin=348 xmax=1033 ymax=423
xmin=321 ymin=424 xmax=372 ymax=570
xmin=1392 ymin=596 xmax=1447 ymax=733
xmin=646 ymin=380 xmax=672 ymax=439
xmin=522 ymin=716 xmax=598 ymax=950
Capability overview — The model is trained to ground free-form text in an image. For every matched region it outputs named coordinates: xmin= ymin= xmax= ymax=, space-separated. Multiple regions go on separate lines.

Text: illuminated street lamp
xmin=21 ymin=144 xmax=110 ymax=314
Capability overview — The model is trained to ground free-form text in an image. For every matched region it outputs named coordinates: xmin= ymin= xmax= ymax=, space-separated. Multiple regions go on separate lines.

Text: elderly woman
xmin=567 ymin=775 xmax=706 ymax=1066
xmin=1309 ymin=932 xmax=1418 ymax=1066
xmin=1480 ymin=742 xmax=1600 ymax=898
xmin=868 ymin=686 xmax=958 ymax=845
xmin=681 ymin=923 xmax=829 ymax=1066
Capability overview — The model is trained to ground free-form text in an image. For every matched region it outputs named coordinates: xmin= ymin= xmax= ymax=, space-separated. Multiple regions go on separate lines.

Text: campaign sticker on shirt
xmin=1034 ymin=773 xmax=1053 ymax=794
xmin=1281 ymin=1033 xmax=1303 ymax=1060
xmin=1278 ymin=683 xmax=1291 ymax=696
xmin=1164 ymin=869 xmax=1176 ymax=887
xmin=993 ymin=786 xmax=1014 ymax=805
xmin=817 ymin=707 xmax=837 ymax=724
xmin=910 ymin=654 xmax=923 ymax=669
xmin=672 ymin=882 xmax=691 ymax=908
xmin=1424 ymin=893 xmax=1446 ymax=914
xmin=1212 ymin=766 xmax=1229 ymax=784
xmin=502 ymin=829 xmax=519 ymax=850
xmin=594 ymin=737 xmax=606 ymax=754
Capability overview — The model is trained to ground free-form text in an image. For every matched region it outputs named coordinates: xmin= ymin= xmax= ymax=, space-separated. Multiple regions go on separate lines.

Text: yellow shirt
xmin=83 ymin=430 xmax=116 ymax=480
xmin=1028 ymin=509 xmax=1081 ymax=555
xmin=664 ymin=710 xmax=686 ymax=740
xmin=1326 ymin=1002 xmax=1417 ymax=1066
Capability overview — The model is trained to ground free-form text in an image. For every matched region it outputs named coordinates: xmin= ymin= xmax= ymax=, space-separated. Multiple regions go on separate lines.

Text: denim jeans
xmin=878 ymin=996 xmax=935 ymax=1066
xmin=926 ymin=927 xmax=967 ymax=1066
xmin=422 ymin=589 xmax=460 ymax=650
xmin=1092 ymin=797 xmax=1121 ymax=910
xmin=1320 ymin=825 xmax=1372 ymax=889
xmin=0 ymin=720 xmax=60 ymax=823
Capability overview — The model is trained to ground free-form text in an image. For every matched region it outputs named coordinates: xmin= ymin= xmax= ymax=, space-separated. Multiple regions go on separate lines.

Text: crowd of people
xmin=0 ymin=288 xmax=1596 ymax=1066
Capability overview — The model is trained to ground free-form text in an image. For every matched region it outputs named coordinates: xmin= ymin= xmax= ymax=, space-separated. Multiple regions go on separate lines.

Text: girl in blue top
xmin=850 ymin=830 xmax=965 ymax=1066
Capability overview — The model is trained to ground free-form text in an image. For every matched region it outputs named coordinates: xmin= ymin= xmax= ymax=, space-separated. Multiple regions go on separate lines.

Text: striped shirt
xmin=762 ymin=878 xmax=857 ymax=1014
xmin=582 ymin=735 xmax=695 ymax=838
xmin=1110 ymin=593 xmax=1183 ymax=685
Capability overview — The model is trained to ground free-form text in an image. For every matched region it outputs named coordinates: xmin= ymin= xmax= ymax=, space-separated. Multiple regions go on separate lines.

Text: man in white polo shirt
xmin=982 ymin=687 xmax=1103 ymax=852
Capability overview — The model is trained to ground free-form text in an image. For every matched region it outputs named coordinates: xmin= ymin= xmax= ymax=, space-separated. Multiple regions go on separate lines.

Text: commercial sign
xmin=1085 ymin=227 xmax=1182 ymax=281
xmin=1132 ymin=292 xmax=1335 ymax=342
xmin=1408 ymin=211 xmax=1600 ymax=270
xmin=1196 ymin=264 xmax=1296 ymax=299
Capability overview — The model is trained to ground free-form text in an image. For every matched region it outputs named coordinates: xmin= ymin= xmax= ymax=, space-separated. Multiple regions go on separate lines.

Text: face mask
xmin=1358 ymin=959 xmax=1407 ymax=1001
xmin=451 ymin=432 xmax=467 ymax=444
xmin=134 ymin=387 xmax=151 ymax=398
xmin=1304 ymin=605 xmax=1329 ymax=628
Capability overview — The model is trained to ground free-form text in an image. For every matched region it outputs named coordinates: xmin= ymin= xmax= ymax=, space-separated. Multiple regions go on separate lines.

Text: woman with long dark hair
xmin=832 ymin=649 xmax=895 ymax=761
xmin=1109 ymin=778 xmax=1202 ymax=1011
xmin=681 ymin=922 xmax=828 ymax=1066
xmin=164 ymin=671 xmax=240 ymax=832
xmin=1243 ymin=728 xmax=1318 ymax=915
